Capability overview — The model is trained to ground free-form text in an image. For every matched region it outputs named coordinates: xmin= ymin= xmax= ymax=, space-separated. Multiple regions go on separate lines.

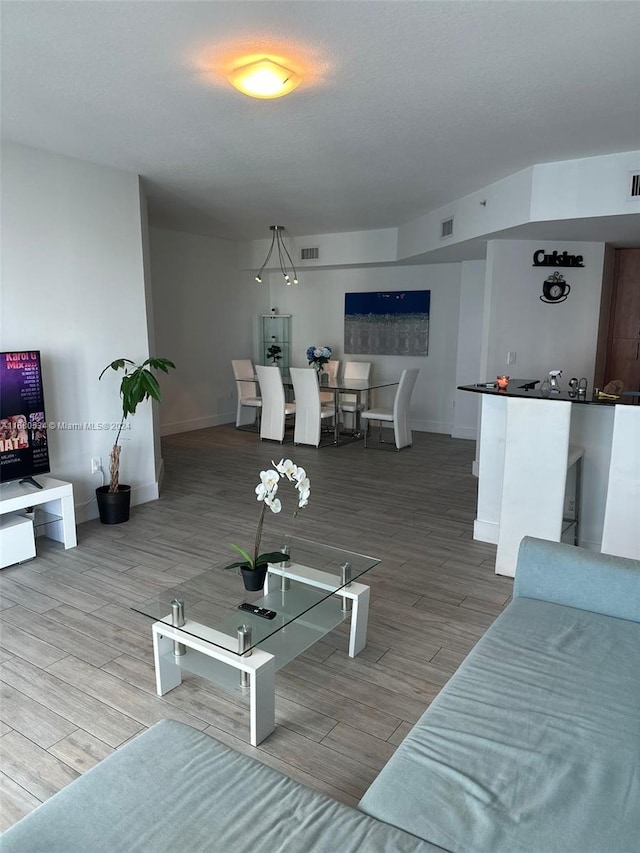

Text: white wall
xmin=1 ymin=143 xmax=157 ymax=521
xmin=397 ymin=168 xmax=534 ymax=261
xmin=239 ymin=151 xmax=638 ymax=271
xmin=480 ymin=239 xmax=605 ymax=384
xmin=452 ymin=260 xmax=486 ymax=439
xmin=531 ymin=151 xmax=640 ymax=221
xmin=241 ymin=227 xmax=398 ymax=270
xmin=139 ymin=185 xmax=163 ymax=481
xmin=150 ymin=227 xmax=267 ymax=434
xmin=264 ymin=263 xmax=462 ymax=434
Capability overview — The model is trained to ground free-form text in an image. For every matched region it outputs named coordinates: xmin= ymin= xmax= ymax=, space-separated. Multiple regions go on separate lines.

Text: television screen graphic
xmin=0 ymin=351 xmax=51 ymax=484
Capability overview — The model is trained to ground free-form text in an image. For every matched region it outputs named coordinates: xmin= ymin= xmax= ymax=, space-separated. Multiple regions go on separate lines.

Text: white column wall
xmin=452 ymin=260 xmax=486 ymax=439
xmin=601 ymin=406 xmax=640 ymax=559
xmin=496 ymin=398 xmax=572 ymax=577
xmin=150 ymin=227 xmax=267 ymax=435
xmin=1 ymin=142 xmax=156 ymax=521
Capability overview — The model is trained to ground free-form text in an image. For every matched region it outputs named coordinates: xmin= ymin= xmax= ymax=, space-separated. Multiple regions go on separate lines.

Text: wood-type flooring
xmin=0 ymin=425 xmax=511 ymax=830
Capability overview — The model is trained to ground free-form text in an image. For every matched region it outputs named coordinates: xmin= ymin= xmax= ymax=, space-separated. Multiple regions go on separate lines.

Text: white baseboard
xmin=160 ymin=413 xmax=234 ymax=436
xmin=473 ymin=519 xmax=498 ymax=544
xmin=133 ymin=480 xmax=159 ymax=505
xmin=412 ymin=419 xmax=452 ymax=435
xmin=451 ymin=426 xmax=477 ymax=440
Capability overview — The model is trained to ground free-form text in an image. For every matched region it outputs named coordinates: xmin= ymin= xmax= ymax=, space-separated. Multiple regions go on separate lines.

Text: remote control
xmin=237 ymin=603 xmax=277 ymax=620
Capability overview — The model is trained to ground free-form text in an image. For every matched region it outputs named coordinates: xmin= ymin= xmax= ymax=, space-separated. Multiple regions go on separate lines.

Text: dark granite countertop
xmin=457 ymin=379 xmax=639 ymax=406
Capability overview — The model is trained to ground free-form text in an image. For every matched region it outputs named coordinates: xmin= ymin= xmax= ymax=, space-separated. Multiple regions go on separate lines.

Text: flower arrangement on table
xmin=227 ymin=459 xmax=311 ymax=590
xmin=306 ymin=346 xmax=332 ymax=372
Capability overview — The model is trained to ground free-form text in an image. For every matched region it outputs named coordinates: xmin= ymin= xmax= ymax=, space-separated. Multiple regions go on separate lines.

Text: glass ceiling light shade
xmin=255 ymin=226 xmax=299 ymax=286
xmin=227 ymin=58 xmax=302 ymax=99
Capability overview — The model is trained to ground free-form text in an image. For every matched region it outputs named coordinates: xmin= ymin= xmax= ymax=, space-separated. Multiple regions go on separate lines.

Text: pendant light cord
xmin=255 ymin=225 xmax=299 ymax=285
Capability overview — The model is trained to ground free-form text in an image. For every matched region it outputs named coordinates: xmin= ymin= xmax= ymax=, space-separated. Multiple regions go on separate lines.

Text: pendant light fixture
xmin=255 ymin=226 xmax=299 ymax=285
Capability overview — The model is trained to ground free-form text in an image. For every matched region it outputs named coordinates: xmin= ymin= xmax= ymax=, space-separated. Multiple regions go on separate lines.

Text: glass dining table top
xmin=131 ymin=536 xmax=380 ymax=657
xmin=243 ymin=370 xmax=399 ymax=444
xmin=243 ymin=372 xmax=399 ymax=393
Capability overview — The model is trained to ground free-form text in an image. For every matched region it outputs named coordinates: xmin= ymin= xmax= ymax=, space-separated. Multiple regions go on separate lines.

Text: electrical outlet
xmin=567 ymin=499 xmax=576 ymax=515
xmin=91 ymin=456 xmax=102 ymax=474
xmin=507 ymin=351 xmax=517 ymax=365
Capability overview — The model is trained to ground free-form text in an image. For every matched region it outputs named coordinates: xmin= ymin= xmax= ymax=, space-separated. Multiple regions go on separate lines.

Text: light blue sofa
xmin=3 ymin=538 xmax=639 ymax=852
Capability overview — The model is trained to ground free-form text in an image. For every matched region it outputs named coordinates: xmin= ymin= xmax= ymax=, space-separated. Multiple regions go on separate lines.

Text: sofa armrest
xmin=513 ymin=536 xmax=640 ymax=622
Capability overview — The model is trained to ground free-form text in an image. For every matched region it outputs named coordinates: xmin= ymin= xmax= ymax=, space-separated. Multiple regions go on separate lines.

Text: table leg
xmin=151 ymin=619 xmax=276 ymax=745
xmin=250 ymin=660 xmax=276 ymax=746
xmin=153 ymin=626 xmax=182 ymax=695
xmin=348 ymin=585 xmax=370 ymax=657
xmin=354 ymin=390 xmax=363 ymax=436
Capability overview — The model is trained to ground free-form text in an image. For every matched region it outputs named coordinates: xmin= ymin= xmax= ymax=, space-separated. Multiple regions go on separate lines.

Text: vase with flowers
xmin=226 ymin=459 xmax=311 ymax=591
xmin=306 ymin=346 xmax=332 ymax=375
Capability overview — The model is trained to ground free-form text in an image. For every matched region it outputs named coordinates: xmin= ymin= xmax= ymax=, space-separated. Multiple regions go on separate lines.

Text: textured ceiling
xmin=2 ymin=1 xmax=639 ymax=241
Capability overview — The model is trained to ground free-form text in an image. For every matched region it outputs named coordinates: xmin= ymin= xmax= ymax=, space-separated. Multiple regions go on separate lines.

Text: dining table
xmin=284 ymin=374 xmax=400 ymax=446
xmin=243 ymin=370 xmax=400 ymax=446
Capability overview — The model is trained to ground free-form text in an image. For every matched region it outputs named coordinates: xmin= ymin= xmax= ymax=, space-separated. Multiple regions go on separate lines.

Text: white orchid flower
xmin=265 ymin=494 xmax=282 ymax=513
xmin=256 ymin=483 xmax=278 ymax=504
xmin=260 ymin=468 xmax=280 ymax=489
xmin=234 ymin=460 xmax=311 ymax=571
xmin=273 ymin=458 xmax=297 ymax=481
xmin=296 ymin=476 xmax=310 ymax=493
xmin=297 ymin=493 xmax=309 ymax=508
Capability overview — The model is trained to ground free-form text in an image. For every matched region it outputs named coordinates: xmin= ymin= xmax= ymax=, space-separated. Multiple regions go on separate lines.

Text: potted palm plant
xmin=96 ymin=356 xmax=175 ymax=524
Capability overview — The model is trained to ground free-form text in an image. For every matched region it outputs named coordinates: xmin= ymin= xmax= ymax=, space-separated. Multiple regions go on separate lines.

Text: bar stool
xmin=562 ymin=446 xmax=583 ymax=545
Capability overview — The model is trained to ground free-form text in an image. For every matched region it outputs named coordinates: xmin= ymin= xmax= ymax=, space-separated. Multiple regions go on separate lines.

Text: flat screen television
xmin=0 ymin=351 xmax=50 ymax=487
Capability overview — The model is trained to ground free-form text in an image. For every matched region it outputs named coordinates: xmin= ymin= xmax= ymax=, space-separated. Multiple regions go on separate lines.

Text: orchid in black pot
xmin=227 ymin=459 xmax=311 ymax=590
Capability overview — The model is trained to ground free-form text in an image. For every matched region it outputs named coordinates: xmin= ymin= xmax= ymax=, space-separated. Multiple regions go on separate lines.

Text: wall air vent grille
xmin=441 ymin=217 xmax=454 ymax=238
xmin=301 ymin=247 xmax=319 ymax=260
xmin=630 ymin=172 xmax=640 ymax=198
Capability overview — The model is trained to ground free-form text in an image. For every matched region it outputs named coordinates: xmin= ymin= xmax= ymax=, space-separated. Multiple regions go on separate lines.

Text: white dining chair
xmin=231 ymin=359 xmax=262 ymax=429
xmin=290 ymin=367 xmax=336 ymax=448
xmin=361 ymin=368 xmax=419 ymax=450
xmin=340 ymin=361 xmax=371 ymax=430
xmin=318 ymin=359 xmax=339 ymax=405
xmin=255 ymin=365 xmax=296 ymax=443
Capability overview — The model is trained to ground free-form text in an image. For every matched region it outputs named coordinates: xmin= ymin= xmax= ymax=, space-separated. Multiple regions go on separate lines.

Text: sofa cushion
xmin=1 ymin=719 xmax=445 ymax=853
xmin=514 ymin=536 xmax=640 ymax=622
xmin=359 ymin=597 xmax=640 ymax=853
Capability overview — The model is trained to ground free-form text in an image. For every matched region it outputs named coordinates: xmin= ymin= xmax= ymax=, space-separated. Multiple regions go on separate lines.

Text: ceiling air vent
xmin=301 ymin=247 xmax=319 ymax=260
xmin=441 ymin=217 xmax=454 ymax=239
xmin=630 ymin=172 xmax=640 ymax=198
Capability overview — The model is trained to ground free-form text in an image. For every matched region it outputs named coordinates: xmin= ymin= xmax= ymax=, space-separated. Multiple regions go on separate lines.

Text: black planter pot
xmin=240 ymin=564 xmax=268 ymax=591
xmin=96 ymin=485 xmax=131 ymax=524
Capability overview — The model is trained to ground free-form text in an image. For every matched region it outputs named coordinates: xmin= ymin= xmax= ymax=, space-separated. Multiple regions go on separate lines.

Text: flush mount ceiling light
xmin=227 ymin=58 xmax=302 ymax=99
xmin=255 ymin=226 xmax=299 ymax=285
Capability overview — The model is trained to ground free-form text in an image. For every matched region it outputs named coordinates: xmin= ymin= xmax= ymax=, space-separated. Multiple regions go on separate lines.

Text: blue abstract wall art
xmin=344 ymin=290 xmax=430 ymax=356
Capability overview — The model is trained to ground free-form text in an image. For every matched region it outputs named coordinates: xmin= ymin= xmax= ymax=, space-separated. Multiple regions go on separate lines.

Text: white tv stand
xmin=0 ymin=477 xmax=77 ymax=557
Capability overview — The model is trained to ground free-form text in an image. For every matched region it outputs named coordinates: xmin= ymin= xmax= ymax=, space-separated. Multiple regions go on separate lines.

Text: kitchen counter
xmin=458 ymin=379 xmax=639 ymax=406
xmin=458 ymin=382 xmax=639 ymax=574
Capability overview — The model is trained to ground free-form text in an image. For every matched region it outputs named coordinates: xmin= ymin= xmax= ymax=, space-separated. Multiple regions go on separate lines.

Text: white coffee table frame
xmin=151 ymin=562 xmax=371 ymax=746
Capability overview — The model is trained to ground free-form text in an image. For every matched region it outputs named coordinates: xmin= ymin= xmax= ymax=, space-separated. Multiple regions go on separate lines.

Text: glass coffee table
xmin=132 ymin=537 xmax=380 ymax=745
